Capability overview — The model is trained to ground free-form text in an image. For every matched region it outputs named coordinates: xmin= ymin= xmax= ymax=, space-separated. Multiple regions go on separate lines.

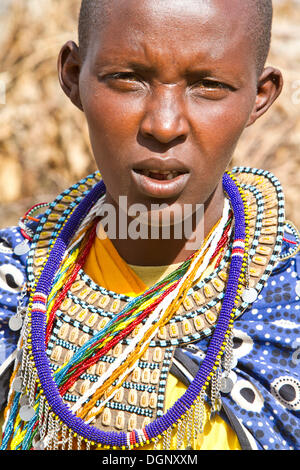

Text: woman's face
xmin=61 ymin=0 xmax=281 ymax=226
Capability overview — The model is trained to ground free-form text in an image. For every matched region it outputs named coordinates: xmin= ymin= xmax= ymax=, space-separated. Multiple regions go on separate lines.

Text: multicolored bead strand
xmin=4 ymin=166 xmax=286 ymax=451
xmin=13 ymin=172 xmax=245 ymax=450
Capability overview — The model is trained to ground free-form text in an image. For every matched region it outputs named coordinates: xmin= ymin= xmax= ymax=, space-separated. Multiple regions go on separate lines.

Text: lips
xmin=131 ymin=168 xmax=190 ymax=198
xmin=134 ymin=169 xmax=185 ymax=181
xmin=130 ymin=157 xmax=191 ymax=198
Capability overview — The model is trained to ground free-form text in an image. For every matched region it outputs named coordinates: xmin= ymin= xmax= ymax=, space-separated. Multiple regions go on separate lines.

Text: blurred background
xmin=0 ymin=0 xmax=299 ymax=228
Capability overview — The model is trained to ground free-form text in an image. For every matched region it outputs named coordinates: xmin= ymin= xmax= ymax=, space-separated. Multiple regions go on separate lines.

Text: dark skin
xmin=58 ymin=0 xmax=283 ymax=266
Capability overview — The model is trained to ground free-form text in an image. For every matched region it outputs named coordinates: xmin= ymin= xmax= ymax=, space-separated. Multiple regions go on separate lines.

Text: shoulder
xmin=0 ymin=225 xmax=28 ymax=311
xmin=242 ymin=220 xmax=300 ymax=315
xmin=0 ymin=202 xmax=48 ymax=309
xmin=267 ymin=220 xmax=300 ymax=294
xmin=221 ymin=223 xmax=300 ymax=450
xmin=275 ymin=220 xmax=300 ymax=265
xmin=0 ymin=225 xmax=29 ymax=390
xmin=0 ymin=206 xmax=47 ymax=368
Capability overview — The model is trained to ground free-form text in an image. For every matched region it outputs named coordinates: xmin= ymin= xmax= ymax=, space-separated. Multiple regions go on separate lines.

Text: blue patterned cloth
xmin=0 ymin=222 xmax=299 ymax=450
xmin=0 ymin=226 xmax=28 ymax=366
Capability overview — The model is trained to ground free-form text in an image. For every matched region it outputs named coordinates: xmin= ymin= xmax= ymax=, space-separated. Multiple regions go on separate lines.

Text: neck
xmin=101 ymin=181 xmax=225 ymax=266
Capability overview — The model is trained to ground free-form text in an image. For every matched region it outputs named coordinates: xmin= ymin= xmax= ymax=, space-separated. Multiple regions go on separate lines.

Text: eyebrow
xmin=98 ymin=60 xmax=237 ymax=77
xmin=184 ymin=67 xmax=244 ymax=84
xmin=96 ymin=57 xmax=156 ymax=73
xmin=94 ymin=46 xmax=247 ymax=88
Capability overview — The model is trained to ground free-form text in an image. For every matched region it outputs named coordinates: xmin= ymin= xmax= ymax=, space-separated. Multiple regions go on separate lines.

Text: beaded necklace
xmin=1 ymin=167 xmax=286 ymax=450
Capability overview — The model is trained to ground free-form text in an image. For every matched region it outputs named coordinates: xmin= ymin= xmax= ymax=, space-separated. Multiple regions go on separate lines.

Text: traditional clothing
xmin=0 ymin=167 xmax=299 ymax=450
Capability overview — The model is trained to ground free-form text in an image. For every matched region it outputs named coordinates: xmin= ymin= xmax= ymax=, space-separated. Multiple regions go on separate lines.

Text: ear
xmin=58 ymin=41 xmax=83 ymax=111
xmin=246 ymin=67 xmax=283 ymax=127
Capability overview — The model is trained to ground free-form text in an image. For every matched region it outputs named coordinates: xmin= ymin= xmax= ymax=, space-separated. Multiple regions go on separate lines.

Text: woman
xmin=1 ymin=0 xmax=299 ymax=451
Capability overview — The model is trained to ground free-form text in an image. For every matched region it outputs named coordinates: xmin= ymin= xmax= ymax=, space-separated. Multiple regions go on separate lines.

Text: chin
xmin=128 ymin=201 xmax=204 ymax=238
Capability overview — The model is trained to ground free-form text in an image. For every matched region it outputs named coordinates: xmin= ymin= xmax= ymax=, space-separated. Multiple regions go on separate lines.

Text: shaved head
xmin=59 ymin=0 xmax=282 ymax=261
xmin=78 ymin=0 xmax=273 ymax=75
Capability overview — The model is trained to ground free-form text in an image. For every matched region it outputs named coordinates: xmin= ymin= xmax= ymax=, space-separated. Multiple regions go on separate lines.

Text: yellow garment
xmin=83 ymin=227 xmax=241 ymax=450
xmin=84 ymin=227 xmax=147 ymax=297
xmin=128 ymin=262 xmax=183 ymax=288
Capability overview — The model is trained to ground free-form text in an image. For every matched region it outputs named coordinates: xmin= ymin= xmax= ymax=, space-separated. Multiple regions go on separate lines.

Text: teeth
xmin=137 ymin=169 xmax=183 ymax=180
xmin=150 ymin=171 xmax=180 ymax=178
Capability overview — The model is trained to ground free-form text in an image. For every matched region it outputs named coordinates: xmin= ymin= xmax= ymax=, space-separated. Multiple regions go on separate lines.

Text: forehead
xmin=86 ymin=0 xmax=256 ymax=74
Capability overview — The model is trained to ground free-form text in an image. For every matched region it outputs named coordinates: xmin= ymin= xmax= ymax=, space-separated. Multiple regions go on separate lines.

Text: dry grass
xmin=233 ymin=0 xmax=300 ymax=225
xmin=0 ymin=0 xmax=299 ymax=228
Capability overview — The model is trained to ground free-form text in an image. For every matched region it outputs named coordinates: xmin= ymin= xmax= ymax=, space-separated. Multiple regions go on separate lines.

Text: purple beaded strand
xmin=29 ymin=173 xmax=245 ymax=448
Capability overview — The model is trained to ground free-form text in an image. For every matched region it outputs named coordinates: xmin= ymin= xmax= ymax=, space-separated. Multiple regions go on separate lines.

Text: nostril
xmin=141 ymin=130 xmax=187 ymax=147
xmin=139 ymin=103 xmax=189 ymax=144
xmin=137 ymin=132 xmax=187 ymax=155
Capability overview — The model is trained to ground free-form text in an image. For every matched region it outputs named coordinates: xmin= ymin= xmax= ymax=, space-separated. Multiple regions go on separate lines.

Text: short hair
xmin=78 ymin=0 xmax=273 ymax=75
xmin=253 ymin=0 xmax=273 ymax=73
xmin=78 ymin=0 xmax=110 ymax=58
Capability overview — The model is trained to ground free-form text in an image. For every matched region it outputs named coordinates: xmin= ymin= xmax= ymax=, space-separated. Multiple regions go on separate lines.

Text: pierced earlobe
xmin=58 ymin=41 xmax=83 ymax=111
xmin=246 ymin=67 xmax=283 ymax=127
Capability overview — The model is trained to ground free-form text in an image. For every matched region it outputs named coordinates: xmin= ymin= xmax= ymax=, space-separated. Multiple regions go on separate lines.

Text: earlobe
xmin=58 ymin=41 xmax=83 ymax=111
xmin=246 ymin=67 xmax=283 ymax=127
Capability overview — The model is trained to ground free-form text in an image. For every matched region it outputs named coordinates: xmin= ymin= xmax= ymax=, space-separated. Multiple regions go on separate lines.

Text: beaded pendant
xmin=1 ymin=167 xmax=285 ymax=450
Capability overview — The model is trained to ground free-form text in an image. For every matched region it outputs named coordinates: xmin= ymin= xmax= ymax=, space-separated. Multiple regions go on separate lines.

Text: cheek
xmin=190 ymin=93 xmax=254 ymax=161
xmin=185 ymin=94 xmax=255 ymax=198
xmin=81 ymin=84 xmax=140 ymax=158
xmin=79 ymin=82 xmax=142 ymax=199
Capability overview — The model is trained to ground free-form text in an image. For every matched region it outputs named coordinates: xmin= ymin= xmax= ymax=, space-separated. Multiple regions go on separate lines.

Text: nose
xmin=139 ymin=85 xmax=189 ymax=145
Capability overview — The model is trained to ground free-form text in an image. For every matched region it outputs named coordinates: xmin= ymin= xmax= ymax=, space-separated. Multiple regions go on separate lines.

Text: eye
xmin=110 ymin=72 xmax=141 ymax=81
xmin=196 ymin=79 xmax=227 ymax=89
xmin=102 ymin=72 xmax=146 ymax=91
xmin=190 ymin=78 xmax=235 ymax=99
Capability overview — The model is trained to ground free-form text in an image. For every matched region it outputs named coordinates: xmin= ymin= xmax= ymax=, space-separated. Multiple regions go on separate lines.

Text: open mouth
xmin=133 ymin=169 xmax=186 ymax=181
xmin=131 ymin=163 xmax=191 ymax=198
